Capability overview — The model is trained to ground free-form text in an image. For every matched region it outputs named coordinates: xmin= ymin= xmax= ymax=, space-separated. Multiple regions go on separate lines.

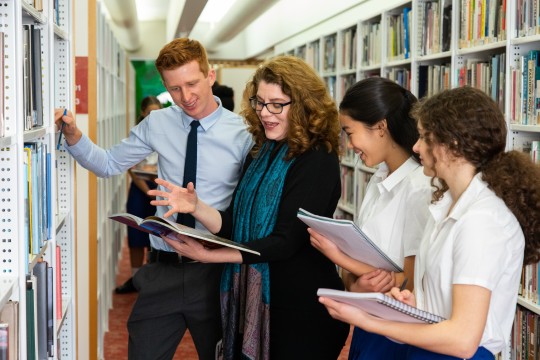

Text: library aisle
xmin=103 ymin=240 xmax=353 ymax=359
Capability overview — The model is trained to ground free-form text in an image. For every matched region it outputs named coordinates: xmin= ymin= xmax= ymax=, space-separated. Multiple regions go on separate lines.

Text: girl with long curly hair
xmin=320 ymin=86 xmax=540 ymax=360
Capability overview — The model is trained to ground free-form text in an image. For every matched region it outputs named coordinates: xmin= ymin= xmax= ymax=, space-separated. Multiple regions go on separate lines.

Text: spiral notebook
xmin=317 ymin=288 xmax=446 ymax=324
xmin=297 ymin=208 xmax=402 ymax=272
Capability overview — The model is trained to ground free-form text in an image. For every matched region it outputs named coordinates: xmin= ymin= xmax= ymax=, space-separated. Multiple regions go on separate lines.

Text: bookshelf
xmin=72 ymin=1 xmax=132 ymax=358
xmin=0 ymin=0 xmax=76 ymax=358
xmin=277 ymin=0 xmax=540 ymax=358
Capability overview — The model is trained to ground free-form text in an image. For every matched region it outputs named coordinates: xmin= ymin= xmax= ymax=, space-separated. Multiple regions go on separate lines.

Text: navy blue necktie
xmin=177 ymin=120 xmax=200 ymax=228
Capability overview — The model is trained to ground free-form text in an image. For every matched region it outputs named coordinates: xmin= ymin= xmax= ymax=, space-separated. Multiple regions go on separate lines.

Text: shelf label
xmin=75 ymin=56 xmax=88 ymax=114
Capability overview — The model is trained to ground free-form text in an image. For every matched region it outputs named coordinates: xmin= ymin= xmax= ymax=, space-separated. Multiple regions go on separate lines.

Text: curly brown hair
xmin=239 ymin=56 xmax=341 ymax=160
xmin=155 ymin=38 xmax=210 ymax=77
xmin=412 ymin=86 xmax=540 ymax=264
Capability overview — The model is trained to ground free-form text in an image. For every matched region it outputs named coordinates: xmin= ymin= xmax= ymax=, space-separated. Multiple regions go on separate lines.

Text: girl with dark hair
xmin=320 ymin=86 xmax=540 ymax=359
xmin=309 ymin=77 xmax=433 ymax=359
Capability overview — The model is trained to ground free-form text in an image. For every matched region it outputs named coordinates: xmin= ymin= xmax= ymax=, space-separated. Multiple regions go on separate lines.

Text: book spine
xmin=0 ymin=323 xmax=7 ymax=360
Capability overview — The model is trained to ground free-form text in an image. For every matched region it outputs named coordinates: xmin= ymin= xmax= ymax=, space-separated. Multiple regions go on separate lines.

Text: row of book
xmin=457 ymin=53 xmax=506 ymax=112
xmin=339 ymin=166 xmax=373 ymax=214
xmin=341 ymin=27 xmax=357 ymax=71
xmin=387 ymin=67 xmax=411 ymax=91
xmin=418 ymin=0 xmax=452 ymax=56
xmin=361 ymin=21 xmax=381 ymax=67
xmin=23 ymin=24 xmax=44 ymax=131
xmin=511 ymin=305 xmax=540 ymax=360
xmin=516 ymin=0 xmax=540 ymax=38
xmin=340 ymin=74 xmax=357 ymax=98
xmin=532 ymin=141 xmax=540 ymax=164
xmin=24 ymin=142 xmax=53 ymax=268
xmin=510 ymin=50 xmax=540 ymax=126
xmin=340 ymin=166 xmax=355 ymax=209
xmin=325 ymin=76 xmax=336 ymax=100
xmin=386 ymin=6 xmax=411 ymax=61
xmin=0 ymin=246 xmax=63 ymax=360
xmin=459 ymin=0 xmax=507 ymax=48
xmin=520 ymin=259 xmax=540 ymax=305
xmin=418 ymin=63 xmax=451 ymax=99
xmin=323 ymin=35 xmax=336 ymax=73
xmin=304 ymin=41 xmax=320 ymax=72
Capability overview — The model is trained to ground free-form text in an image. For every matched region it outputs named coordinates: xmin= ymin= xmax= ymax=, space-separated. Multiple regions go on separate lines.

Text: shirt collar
xmin=429 ymin=172 xmax=487 ymax=222
xmin=178 ymin=96 xmax=223 ymax=131
xmin=374 ymin=157 xmax=420 ymax=193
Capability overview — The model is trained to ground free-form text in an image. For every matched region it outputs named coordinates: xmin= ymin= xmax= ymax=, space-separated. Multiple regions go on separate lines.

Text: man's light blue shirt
xmin=66 ymin=97 xmax=253 ymax=251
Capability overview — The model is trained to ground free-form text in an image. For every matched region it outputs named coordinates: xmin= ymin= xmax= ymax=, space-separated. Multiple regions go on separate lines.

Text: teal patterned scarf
xmin=220 ymin=141 xmax=294 ymax=360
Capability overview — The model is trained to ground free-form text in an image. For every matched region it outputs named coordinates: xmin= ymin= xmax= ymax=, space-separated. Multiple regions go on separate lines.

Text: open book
xmin=109 ymin=213 xmax=260 ymax=256
xmin=129 ymin=168 xmax=158 ymax=182
xmin=297 ymin=208 xmax=402 ymax=272
xmin=317 ymin=288 xmax=445 ymax=324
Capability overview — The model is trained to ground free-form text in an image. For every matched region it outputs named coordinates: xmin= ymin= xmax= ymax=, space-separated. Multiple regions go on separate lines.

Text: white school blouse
xmin=414 ymin=173 xmax=525 ymax=354
xmin=357 ymin=157 xmax=432 ymax=268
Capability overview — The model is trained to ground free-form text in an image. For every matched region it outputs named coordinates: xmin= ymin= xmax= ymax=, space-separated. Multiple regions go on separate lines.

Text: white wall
xmin=218 ymin=66 xmax=258 ymax=113
xmin=128 ymin=20 xmax=167 ymax=60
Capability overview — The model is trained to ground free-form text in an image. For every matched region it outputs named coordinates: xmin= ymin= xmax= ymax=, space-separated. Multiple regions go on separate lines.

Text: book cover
xmin=31 ymin=26 xmax=42 ymax=127
xmin=441 ymin=1 xmax=452 ymax=52
xmin=55 ymin=245 xmax=63 ymax=321
xmin=109 ymin=213 xmax=260 ymax=256
xmin=317 ymin=288 xmax=445 ymax=324
xmin=26 ymin=276 xmax=37 ymax=360
xmin=0 ymin=323 xmax=7 ymax=360
xmin=46 ymin=266 xmax=54 ymax=357
xmin=32 ymin=261 xmax=47 ymax=360
xmin=297 ymin=208 xmax=402 ymax=272
xmin=22 ymin=25 xmax=33 ymax=130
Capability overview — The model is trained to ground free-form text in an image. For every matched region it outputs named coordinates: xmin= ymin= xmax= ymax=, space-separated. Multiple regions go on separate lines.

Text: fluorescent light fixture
xmin=135 ymin=0 xmax=170 ymax=21
xmin=198 ymin=0 xmax=237 ymax=23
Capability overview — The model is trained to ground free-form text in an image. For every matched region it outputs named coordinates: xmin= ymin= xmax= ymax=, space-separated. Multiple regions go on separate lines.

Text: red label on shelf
xmin=75 ymin=56 xmax=88 ymax=114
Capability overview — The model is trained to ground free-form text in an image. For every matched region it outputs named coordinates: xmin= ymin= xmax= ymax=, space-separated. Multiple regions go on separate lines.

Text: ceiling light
xmin=135 ymin=0 xmax=169 ymax=21
xmin=198 ymin=0 xmax=237 ymax=23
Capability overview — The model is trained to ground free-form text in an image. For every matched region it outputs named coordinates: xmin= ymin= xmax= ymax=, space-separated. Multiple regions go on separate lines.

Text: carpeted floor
xmin=104 ymin=240 xmax=352 ymax=359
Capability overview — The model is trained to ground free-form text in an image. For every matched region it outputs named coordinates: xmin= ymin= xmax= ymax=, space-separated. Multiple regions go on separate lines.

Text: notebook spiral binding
xmin=378 ymin=298 xmax=444 ymax=324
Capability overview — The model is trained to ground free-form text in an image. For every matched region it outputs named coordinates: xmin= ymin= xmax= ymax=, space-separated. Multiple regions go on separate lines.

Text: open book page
xmin=297 ymin=208 xmax=402 ymax=272
xmin=317 ymin=288 xmax=445 ymax=324
xmin=109 ymin=213 xmax=260 ymax=255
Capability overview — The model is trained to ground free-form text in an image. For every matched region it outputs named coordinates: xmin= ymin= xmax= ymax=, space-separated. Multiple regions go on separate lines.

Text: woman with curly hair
xmin=151 ymin=55 xmax=350 ymax=359
xmin=320 ymin=86 xmax=540 ymax=360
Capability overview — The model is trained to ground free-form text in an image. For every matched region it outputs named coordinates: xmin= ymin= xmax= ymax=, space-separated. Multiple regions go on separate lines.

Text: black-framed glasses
xmin=249 ymin=97 xmax=291 ymax=114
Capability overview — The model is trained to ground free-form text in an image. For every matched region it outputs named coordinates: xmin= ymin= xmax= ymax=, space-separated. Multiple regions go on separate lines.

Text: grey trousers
xmin=128 ymin=261 xmax=224 ymax=360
